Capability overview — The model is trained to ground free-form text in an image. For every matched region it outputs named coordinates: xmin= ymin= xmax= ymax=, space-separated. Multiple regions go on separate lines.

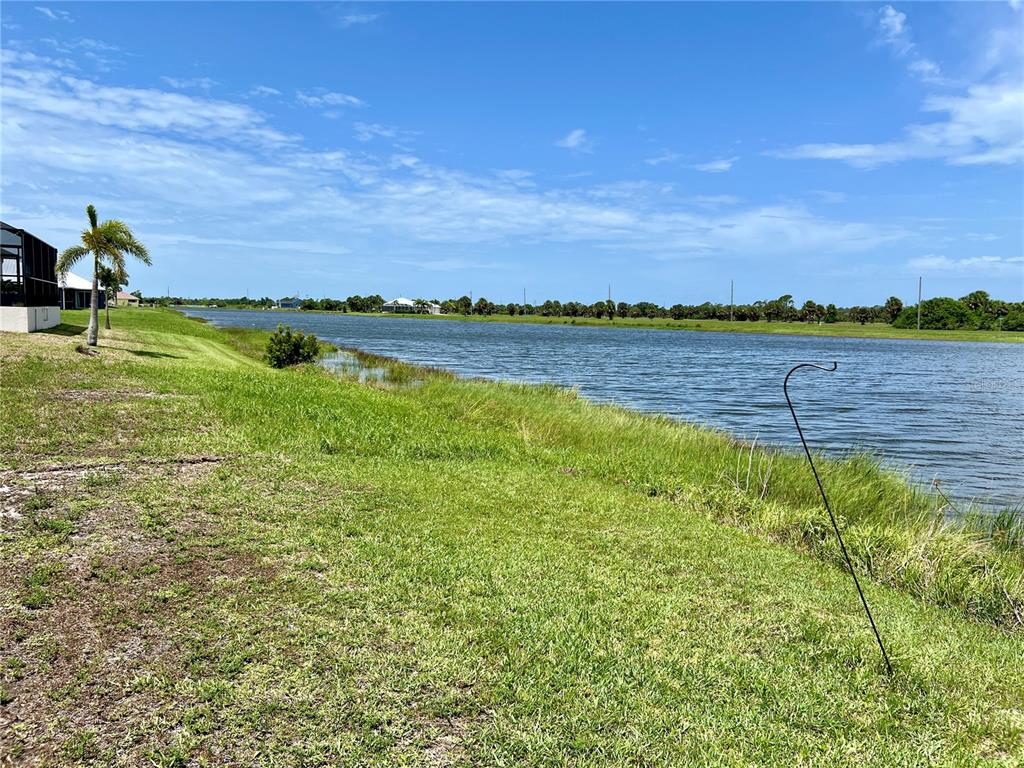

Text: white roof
xmin=60 ymin=271 xmax=92 ymax=290
xmin=384 ymin=297 xmax=440 ymax=307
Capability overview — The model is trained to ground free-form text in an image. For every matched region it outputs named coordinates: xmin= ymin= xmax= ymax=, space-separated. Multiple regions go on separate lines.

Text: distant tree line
xmin=145 ymin=290 xmax=1023 ymax=331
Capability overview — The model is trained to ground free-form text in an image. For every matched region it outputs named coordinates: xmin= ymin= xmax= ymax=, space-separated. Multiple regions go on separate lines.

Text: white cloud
xmin=689 ymin=195 xmax=741 ymax=207
xmin=35 ymin=6 xmax=72 ymax=22
xmin=248 ymin=85 xmax=281 ymax=98
xmin=644 ymin=151 xmax=681 ymax=166
xmin=1 ymin=51 xmax=294 ymax=146
xmin=296 ymin=89 xmax=365 ymax=109
xmin=772 ymin=81 xmax=1024 ymax=167
xmin=338 ymin=13 xmax=380 ymax=28
xmin=877 ymin=5 xmax=911 ymax=55
xmin=40 ymin=35 xmax=121 ymax=70
xmin=875 ymin=5 xmax=949 ymax=85
xmin=1 ymin=54 xmax=910 ymax=280
xmin=392 ymin=258 xmax=506 ymax=272
xmin=161 ymin=76 xmax=218 ymax=91
xmin=353 ymin=122 xmax=396 ymax=141
xmin=555 ymin=128 xmax=593 ymax=152
xmin=907 ymin=254 xmax=1024 ymax=275
xmin=692 ymin=156 xmax=738 ymax=173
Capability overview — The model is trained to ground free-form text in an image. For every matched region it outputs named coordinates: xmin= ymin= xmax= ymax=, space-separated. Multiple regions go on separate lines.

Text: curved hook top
xmin=783 ymin=361 xmax=838 ymax=393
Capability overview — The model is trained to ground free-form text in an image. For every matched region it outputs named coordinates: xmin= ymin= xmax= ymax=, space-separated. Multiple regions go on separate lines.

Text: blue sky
xmin=1 ymin=2 xmax=1021 ymax=305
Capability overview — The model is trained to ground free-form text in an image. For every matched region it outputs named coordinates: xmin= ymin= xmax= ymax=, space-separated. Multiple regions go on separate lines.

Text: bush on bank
xmin=265 ymin=324 xmax=321 ymax=368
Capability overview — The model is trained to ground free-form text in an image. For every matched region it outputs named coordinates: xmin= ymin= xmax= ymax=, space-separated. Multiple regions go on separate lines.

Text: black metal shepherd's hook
xmin=784 ymin=362 xmax=894 ymax=676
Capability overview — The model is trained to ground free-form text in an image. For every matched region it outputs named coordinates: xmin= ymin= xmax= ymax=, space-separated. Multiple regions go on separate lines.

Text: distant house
xmin=1 ymin=221 xmax=61 ymax=332
xmin=59 ymin=271 xmax=106 ymax=310
xmin=278 ymin=296 xmax=300 ymax=309
xmin=382 ymin=297 xmax=442 ymax=315
xmin=113 ymin=291 xmax=139 ymax=308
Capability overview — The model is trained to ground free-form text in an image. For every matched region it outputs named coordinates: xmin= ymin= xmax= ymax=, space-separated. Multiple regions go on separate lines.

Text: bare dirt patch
xmin=51 ymin=389 xmax=178 ymax=403
xmin=0 ymin=457 xmax=224 ymax=521
xmin=422 ymin=716 xmax=475 ymax=767
xmin=0 ymin=455 xmax=265 ymax=766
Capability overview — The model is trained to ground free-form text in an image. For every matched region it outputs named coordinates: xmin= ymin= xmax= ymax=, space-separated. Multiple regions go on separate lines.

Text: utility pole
xmin=917 ymin=276 xmax=922 ymax=331
xmin=523 ymin=287 xmax=526 ymax=306
xmin=730 ymin=279 xmax=734 ymax=322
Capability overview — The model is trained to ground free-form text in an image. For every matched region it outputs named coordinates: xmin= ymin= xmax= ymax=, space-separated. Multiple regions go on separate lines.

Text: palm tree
xmin=56 ymin=205 xmax=150 ymax=346
xmin=96 ymin=263 xmax=128 ymax=331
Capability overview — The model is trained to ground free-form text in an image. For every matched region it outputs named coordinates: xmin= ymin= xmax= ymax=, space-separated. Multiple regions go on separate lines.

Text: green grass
xmin=234 ymin=306 xmax=1023 ymax=343
xmin=1 ymin=307 xmax=1022 ymax=766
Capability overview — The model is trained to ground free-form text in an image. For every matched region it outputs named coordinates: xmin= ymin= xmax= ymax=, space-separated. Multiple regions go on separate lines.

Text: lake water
xmin=183 ymin=308 xmax=1024 ymax=507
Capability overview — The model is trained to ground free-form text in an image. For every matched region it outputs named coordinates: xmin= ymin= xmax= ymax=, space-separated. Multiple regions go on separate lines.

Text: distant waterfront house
xmin=1 ymin=221 xmax=61 ymax=332
xmin=382 ymin=297 xmax=442 ymax=314
xmin=59 ymin=271 xmax=106 ymax=311
xmin=114 ymin=291 xmax=139 ymax=308
xmin=278 ymin=296 xmax=300 ymax=309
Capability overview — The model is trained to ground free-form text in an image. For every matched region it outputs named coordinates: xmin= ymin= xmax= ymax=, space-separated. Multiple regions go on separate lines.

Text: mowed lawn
xmin=1 ymin=309 xmax=1022 ymax=767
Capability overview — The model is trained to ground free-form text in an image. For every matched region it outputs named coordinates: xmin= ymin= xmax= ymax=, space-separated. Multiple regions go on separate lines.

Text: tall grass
xmin=307 ymin=349 xmax=1024 ymax=629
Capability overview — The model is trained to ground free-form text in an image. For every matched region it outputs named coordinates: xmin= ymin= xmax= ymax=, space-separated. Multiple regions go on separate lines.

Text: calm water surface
xmin=184 ymin=309 xmax=1024 ymax=506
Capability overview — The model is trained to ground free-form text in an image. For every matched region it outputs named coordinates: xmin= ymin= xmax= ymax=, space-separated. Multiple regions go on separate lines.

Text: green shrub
xmin=265 ymin=324 xmax=321 ymax=368
xmin=892 ymin=297 xmax=978 ymax=330
xmin=1003 ymin=307 xmax=1024 ymax=332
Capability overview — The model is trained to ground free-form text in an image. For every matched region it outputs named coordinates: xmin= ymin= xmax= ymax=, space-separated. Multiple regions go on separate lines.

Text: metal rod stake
xmin=783 ymin=362 xmax=894 ymax=676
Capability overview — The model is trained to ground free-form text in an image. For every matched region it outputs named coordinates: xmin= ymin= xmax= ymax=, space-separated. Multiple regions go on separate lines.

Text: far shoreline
xmin=180 ymin=305 xmax=1024 ymax=344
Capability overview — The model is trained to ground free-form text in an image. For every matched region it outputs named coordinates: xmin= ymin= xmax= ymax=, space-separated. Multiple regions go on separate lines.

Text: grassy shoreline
xmin=2 ymin=308 xmax=1022 ymax=765
xmin=193 ymin=305 xmax=1023 ymax=343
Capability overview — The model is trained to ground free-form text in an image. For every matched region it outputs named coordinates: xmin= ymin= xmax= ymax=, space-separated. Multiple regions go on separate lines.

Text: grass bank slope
xmin=1 ymin=308 xmax=1022 ymax=766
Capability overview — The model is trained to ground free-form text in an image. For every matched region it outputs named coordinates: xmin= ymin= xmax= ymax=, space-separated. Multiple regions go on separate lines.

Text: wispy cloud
xmin=248 ymin=85 xmax=281 ymax=98
xmin=771 ymin=82 xmax=1024 ymax=167
xmin=35 ymin=6 xmax=73 ymax=22
xmin=296 ymin=89 xmax=365 ymax=109
xmin=692 ymin=156 xmax=738 ymax=173
xmin=393 ymin=257 xmax=506 ymax=272
xmin=689 ymin=194 xmax=741 ymax=207
xmin=40 ymin=35 xmax=121 ymax=70
xmin=876 ymin=5 xmax=913 ymax=56
xmin=337 ymin=12 xmax=380 ymax=28
xmin=353 ymin=122 xmax=396 ymax=141
xmin=1 ymin=53 xmax=911 ymax=288
xmin=494 ymin=169 xmax=535 ymax=188
xmin=644 ymin=150 xmax=681 ymax=166
xmin=2 ymin=50 xmax=294 ymax=147
xmin=555 ymin=128 xmax=593 ymax=152
xmin=907 ymin=254 xmax=1024 ymax=275
xmin=161 ymin=76 xmax=218 ymax=91
xmin=875 ymin=5 xmax=952 ymax=86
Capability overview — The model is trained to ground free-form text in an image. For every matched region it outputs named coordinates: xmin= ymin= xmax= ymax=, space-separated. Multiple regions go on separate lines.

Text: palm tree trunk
xmin=87 ymin=260 xmax=99 ymax=346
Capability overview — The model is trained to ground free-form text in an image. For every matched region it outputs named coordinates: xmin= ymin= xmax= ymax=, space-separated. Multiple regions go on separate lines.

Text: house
xmin=382 ymin=297 xmax=442 ymax=314
xmin=1 ymin=221 xmax=61 ymax=332
xmin=113 ymin=291 xmax=139 ymax=308
xmin=59 ymin=271 xmax=106 ymax=311
xmin=278 ymin=296 xmax=300 ymax=309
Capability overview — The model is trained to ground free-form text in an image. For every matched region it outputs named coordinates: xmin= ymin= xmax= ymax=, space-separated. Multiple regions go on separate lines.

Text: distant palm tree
xmin=96 ymin=263 xmax=128 ymax=331
xmin=56 ymin=205 xmax=150 ymax=346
